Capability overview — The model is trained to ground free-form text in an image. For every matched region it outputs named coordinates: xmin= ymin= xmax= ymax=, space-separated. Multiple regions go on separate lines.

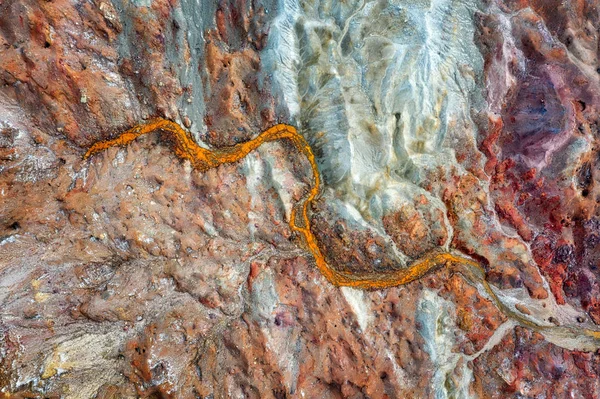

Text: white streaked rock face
xmin=264 ymin=0 xmax=486 ymax=263
xmin=340 ymin=286 xmax=374 ymax=332
xmin=417 ymin=289 xmax=475 ymax=399
xmin=39 ymin=332 xmax=127 ymax=399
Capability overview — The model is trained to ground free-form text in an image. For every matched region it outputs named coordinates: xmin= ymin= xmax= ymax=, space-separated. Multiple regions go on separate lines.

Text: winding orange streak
xmin=85 ymin=118 xmax=456 ymax=289
xmin=85 ymin=118 xmax=600 ymax=342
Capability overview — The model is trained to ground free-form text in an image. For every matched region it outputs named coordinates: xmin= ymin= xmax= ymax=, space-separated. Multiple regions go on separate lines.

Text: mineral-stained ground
xmin=1 ymin=0 xmax=600 ymax=398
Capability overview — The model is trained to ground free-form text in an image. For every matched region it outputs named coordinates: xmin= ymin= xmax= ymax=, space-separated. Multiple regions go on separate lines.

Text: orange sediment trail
xmin=85 ymin=118 xmax=600 ymax=344
xmin=84 ymin=118 xmax=458 ymax=289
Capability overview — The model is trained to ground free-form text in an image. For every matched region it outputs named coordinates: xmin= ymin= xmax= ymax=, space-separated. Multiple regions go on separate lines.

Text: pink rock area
xmin=477 ymin=1 xmax=600 ymax=326
xmin=0 ymin=1 xmax=599 ymax=399
xmin=474 ymin=1 xmax=600 ymax=396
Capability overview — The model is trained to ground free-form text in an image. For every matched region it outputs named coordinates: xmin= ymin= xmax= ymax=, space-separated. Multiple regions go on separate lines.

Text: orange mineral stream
xmin=85 ymin=118 xmax=600 ymax=343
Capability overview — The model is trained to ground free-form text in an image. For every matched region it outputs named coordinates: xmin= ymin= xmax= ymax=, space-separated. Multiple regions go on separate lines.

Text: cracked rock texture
xmin=1 ymin=0 xmax=600 ymax=398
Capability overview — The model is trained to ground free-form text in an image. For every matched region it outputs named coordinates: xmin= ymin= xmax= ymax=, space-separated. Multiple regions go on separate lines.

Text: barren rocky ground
xmin=1 ymin=0 xmax=600 ymax=398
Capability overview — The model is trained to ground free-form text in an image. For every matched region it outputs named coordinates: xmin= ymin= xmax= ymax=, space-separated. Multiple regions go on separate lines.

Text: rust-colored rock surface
xmin=473 ymin=326 xmax=600 ymax=398
xmin=2 ymin=0 xmax=600 ymax=398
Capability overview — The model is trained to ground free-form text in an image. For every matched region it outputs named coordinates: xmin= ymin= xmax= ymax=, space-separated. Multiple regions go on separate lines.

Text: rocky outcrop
xmin=1 ymin=0 xmax=600 ymax=398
